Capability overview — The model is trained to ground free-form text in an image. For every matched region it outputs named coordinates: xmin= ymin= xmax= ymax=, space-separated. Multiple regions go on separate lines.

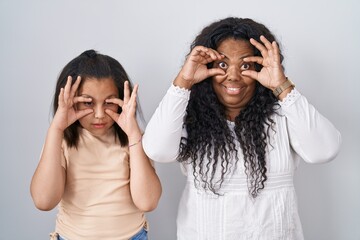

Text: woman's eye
xmin=241 ymin=63 xmax=251 ymax=70
xmin=217 ymin=62 xmax=228 ymax=69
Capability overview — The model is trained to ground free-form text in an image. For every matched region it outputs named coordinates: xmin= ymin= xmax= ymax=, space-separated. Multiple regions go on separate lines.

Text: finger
xmin=260 ymin=36 xmax=281 ymax=63
xmin=200 ymin=55 xmax=217 ymax=65
xmin=76 ymin=109 xmax=93 ymax=119
xmin=70 ymin=76 xmax=82 ymax=97
xmin=196 ymin=50 xmax=212 ymax=60
xmin=105 ymin=109 xmax=119 ymax=121
xmin=243 ymin=56 xmax=263 ymax=65
xmin=207 ymin=68 xmax=226 ymax=78
xmin=209 ymin=48 xmax=224 ymax=60
xmin=129 ymin=84 xmax=138 ymax=106
xmin=63 ymin=76 xmax=72 ymax=101
xmin=260 ymin=35 xmax=273 ymax=50
xmin=249 ymin=38 xmax=267 ymax=56
xmin=193 ymin=46 xmax=209 ymax=55
xmin=106 ymin=98 xmax=124 ymax=107
xmin=123 ymin=81 xmax=130 ymax=104
xmin=205 ymin=48 xmax=223 ymax=61
xmin=241 ymin=70 xmax=259 ymax=80
xmin=204 ymin=52 xmax=222 ymax=63
xmin=58 ymin=88 xmax=65 ymax=106
xmin=73 ymin=96 xmax=92 ymax=104
xmin=194 ymin=46 xmax=222 ymax=60
xmin=271 ymin=41 xmax=281 ymax=62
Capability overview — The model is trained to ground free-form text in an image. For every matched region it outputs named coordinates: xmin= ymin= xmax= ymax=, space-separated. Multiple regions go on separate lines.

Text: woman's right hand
xmin=174 ymin=46 xmax=225 ymax=89
xmin=51 ymin=76 xmax=93 ymax=131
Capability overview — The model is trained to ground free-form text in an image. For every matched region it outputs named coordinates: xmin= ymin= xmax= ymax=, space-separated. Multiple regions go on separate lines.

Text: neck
xmin=226 ymin=108 xmax=242 ymax=122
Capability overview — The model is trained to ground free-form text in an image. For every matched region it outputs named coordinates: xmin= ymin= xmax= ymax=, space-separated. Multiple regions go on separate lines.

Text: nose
xmin=226 ymin=65 xmax=242 ymax=82
xmin=94 ymin=105 xmax=105 ymax=119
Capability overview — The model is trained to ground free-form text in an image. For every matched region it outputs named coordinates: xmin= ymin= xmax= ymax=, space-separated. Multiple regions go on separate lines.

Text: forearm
xmin=30 ymin=124 xmax=66 ymax=211
xmin=281 ymin=90 xmax=342 ymax=163
xmin=129 ymin=140 xmax=162 ymax=212
xmin=143 ymin=84 xmax=190 ymax=162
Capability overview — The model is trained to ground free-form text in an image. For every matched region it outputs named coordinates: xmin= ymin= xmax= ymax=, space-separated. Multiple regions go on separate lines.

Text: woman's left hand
xmin=105 ymin=81 xmax=141 ymax=140
xmin=241 ymin=35 xmax=287 ymax=90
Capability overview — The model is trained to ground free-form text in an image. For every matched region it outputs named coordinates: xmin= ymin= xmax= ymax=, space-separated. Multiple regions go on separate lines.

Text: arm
xmin=30 ymin=76 xmax=93 ymax=210
xmin=143 ymin=46 xmax=226 ymax=162
xmin=128 ymin=132 xmax=162 ymax=212
xmin=142 ymin=84 xmax=190 ymax=163
xmin=30 ymin=126 xmax=66 ymax=211
xmin=280 ymin=90 xmax=341 ymax=163
xmin=242 ymin=36 xmax=341 ymax=163
xmin=106 ymin=82 xmax=162 ymax=212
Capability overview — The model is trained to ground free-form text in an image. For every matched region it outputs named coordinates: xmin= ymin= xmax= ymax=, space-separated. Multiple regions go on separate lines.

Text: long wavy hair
xmin=177 ymin=17 xmax=283 ymax=198
xmin=53 ymin=49 xmax=140 ymax=148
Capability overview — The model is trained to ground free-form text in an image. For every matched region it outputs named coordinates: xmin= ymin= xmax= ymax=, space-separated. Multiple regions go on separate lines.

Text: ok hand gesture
xmin=105 ymin=81 xmax=141 ymax=139
xmin=175 ymin=46 xmax=225 ymax=89
xmin=52 ymin=76 xmax=93 ymax=131
xmin=242 ymin=35 xmax=287 ymax=90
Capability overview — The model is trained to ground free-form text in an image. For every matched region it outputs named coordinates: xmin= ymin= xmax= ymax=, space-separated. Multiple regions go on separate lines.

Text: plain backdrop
xmin=0 ymin=0 xmax=359 ymax=239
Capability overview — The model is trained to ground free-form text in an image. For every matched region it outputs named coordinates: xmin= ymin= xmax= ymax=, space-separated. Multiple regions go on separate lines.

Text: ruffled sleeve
xmin=143 ymin=84 xmax=190 ymax=163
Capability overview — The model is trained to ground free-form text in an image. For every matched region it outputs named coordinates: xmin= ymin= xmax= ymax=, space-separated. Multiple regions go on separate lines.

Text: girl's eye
xmin=241 ymin=63 xmax=251 ymax=70
xmin=105 ymin=99 xmax=117 ymax=105
xmin=105 ymin=101 xmax=118 ymax=109
xmin=83 ymin=102 xmax=93 ymax=107
xmin=217 ymin=62 xmax=228 ymax=69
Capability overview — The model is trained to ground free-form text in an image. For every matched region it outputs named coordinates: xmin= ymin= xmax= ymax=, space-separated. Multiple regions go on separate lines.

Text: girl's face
xmin=76 ymin=77 xmax=119 ymax=136
xmin=212 ymin=38 xmax=257 ymax=121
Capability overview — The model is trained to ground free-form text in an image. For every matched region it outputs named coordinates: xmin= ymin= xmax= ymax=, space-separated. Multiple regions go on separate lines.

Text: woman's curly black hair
xmin=177 ymin=17 xmax=283 ymax=198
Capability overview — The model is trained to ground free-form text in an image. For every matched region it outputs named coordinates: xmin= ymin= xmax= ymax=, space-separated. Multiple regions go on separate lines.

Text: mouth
xmin=222 ymin=85 xmax=243 ymax=95
xmin=92 ymin=123 xmax=106 ymax=129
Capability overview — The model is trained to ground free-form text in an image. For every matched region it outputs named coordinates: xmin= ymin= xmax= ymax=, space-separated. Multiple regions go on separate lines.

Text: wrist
xmin=272 ymin=77 xmax=295 ymax=98
xmin=128 ymin=135 xmax=142 ymax=148
xmin=49 ymin=122 xmax=66 ymax=134
xmin=173 ymin=73 xmax=193 ymax=90
xmin=127 ymin=127 xmax=142 ymax=144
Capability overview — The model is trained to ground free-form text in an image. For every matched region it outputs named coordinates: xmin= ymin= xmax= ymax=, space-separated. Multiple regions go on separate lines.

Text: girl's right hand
xmin=51 ymin=76 xmax=93 ymax=131
xmin=174 ymin=46 xmax=225 ymax=89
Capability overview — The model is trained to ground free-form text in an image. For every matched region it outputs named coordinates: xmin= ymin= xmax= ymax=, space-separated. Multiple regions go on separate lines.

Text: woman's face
xmin=212 ymin=38 xmax=257 ymax=121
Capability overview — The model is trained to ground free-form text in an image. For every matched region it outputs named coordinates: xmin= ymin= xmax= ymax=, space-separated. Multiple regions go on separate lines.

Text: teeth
xmin=227 ymin=87 xmax=239 ymax=91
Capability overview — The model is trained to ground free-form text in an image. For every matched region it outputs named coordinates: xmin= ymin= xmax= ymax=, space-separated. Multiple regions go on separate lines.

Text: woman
xmin=143 ymin=17 xmax=341 ymax=240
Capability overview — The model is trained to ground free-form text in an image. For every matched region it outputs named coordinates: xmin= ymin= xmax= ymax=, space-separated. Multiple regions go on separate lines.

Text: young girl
xmin=30 ymin=50 xmax=162 ymax=240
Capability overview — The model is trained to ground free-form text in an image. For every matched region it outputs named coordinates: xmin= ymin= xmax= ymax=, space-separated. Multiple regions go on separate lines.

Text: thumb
xmin=241 ymin=70 xmax=259 ymax=80
xmin=105 ymin=109 xmax=119 ymax=122
xmin=76 ymin=109 xmax=93 ymax=120
xmin=207 ymin=68 xmax=225 ymax=78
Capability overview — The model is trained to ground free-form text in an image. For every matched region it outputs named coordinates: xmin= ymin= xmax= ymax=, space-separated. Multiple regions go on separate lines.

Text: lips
xmin=222 ymin=85 xmax=243 ymax=95
xmin=92 ymin=123 xmax=106 ymax=129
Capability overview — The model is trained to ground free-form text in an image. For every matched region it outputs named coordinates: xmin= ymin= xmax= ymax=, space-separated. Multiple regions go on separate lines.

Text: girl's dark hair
xmin=53 ymin=49 xmax=132 ymax=148
xmin=177 ymin=17 xmax=282 ymax=198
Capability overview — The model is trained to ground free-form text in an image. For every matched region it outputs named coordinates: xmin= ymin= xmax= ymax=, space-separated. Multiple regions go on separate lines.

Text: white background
xmin=0 ymin=0 xmax=359 ymax=239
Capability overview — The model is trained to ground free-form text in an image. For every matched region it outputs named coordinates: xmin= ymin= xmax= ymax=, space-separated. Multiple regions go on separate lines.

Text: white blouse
xmin=143 ymin=84 xmax=341 ymax=240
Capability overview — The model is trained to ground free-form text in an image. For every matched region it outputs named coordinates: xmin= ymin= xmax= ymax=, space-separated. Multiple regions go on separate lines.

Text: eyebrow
xmin=79 ymin=94 xmax=118 ymax=99
xmin=218 ymin=52 xmax=253 ymax=60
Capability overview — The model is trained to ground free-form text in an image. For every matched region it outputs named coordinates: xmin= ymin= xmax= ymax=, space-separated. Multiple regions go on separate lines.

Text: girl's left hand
xmin=241 ymin=35 xmax=287 ymax=90
xmin=105 ymin=81 xmax=141 ymax=139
